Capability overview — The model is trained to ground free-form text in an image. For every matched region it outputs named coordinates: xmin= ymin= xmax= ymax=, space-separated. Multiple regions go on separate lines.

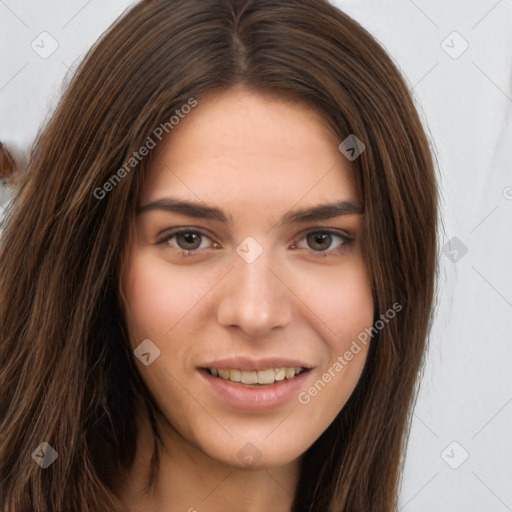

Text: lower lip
xmin=198 ymin=369 xmax=312 ymax=411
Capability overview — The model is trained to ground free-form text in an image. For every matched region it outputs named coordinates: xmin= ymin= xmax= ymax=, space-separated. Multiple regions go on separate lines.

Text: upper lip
xmin=199 ymin=357 xmax=314 ymax=372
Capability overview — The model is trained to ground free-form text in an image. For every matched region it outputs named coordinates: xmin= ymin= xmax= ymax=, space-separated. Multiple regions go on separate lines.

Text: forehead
xmin=141 ymin=88 xmax=359 ymax=214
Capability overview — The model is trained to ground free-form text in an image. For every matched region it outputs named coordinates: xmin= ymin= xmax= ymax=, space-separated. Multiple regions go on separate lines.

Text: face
xmin=121 ymin=87 xmax=374 ymax=470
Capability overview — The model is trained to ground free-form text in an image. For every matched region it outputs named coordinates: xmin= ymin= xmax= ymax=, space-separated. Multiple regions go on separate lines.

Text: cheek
xmin=287 ymin=258 xmax=374 ymax=341
xmin=122 ymin=250 xmax=216 ymax=343
xmin=121 ymin=251 xmax=211 ymax=417
xmin=289 ymin=260 xmax=373 ymax=417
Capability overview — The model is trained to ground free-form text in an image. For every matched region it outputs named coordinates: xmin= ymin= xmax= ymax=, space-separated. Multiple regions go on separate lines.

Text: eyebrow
xmin=137 ymin=197 xmax=363 ymax=226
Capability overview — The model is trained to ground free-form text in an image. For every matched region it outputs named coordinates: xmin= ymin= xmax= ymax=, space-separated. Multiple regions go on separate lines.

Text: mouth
xmin=200 ymin=366 xmax=311 ymax=386
xmin=198 ymin=363 xmax=313 ymax=410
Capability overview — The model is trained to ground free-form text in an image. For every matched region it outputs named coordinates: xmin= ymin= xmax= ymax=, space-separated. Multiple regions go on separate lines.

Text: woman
xmin=0 ymin=0 xmax=438 ymax=511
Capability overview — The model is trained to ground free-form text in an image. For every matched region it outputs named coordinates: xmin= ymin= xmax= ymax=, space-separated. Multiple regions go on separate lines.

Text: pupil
xmin=178 ymin=233 xmax=200 ymax=250
xmin=308 ymin=233 xmax=331 ymax=251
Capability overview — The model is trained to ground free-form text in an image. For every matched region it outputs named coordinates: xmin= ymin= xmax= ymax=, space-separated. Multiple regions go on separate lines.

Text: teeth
xmin=207 ymin=366 xmax=305 ymax=385
xmin=285 ymin=367 xmax=296 ymax=379
xmin=257 ymin=369 xmax=275 ymax=384
xmin=241 ymin=371 xmax=258 ymax=384
xmin=229 ymin=369 xmax=241 ymax=382
xmin=274 ymin=368 xmax=286 ymax=381
xmin=218 ymin=369 xmax=230 ymax=379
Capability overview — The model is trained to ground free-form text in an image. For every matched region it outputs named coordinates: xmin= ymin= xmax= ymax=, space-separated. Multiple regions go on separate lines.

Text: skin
xmin=118 ymin=86 xmax=374 ymax=512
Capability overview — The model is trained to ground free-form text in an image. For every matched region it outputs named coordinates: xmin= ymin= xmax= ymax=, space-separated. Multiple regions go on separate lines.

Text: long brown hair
xmin=0 ymin=1 xmax=438 ymax=510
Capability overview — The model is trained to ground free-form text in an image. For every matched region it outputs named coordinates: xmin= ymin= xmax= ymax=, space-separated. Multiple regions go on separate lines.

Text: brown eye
xmin=156 ymin=228 xmax=217 ymax=255
xmin=176 ymin=232 xmax=202 ymax=250
xmin=307 ymin=232 xmax=334 ymax=251
xmin=293 ymin=229 xmax=354 ymax=257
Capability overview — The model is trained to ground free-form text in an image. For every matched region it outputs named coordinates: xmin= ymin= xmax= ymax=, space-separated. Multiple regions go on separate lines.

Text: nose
xmin=216 ymin=246 xmax=293 ymax=337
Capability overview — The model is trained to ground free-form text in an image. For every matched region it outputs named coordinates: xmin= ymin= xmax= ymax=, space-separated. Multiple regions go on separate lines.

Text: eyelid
xmin=291 ymin=228 xmax=354 ymax=252
xmin=294 ymin=226 xmax=353 ymax=241
xmin=156 ymin=226 xmax=354 ymax=256
xmin=156 ymin=226 xmax=217 ymax=248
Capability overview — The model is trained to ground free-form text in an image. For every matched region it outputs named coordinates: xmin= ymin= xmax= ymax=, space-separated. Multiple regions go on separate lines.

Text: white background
xmin=1 ymin=1 xmax=511 ymax=510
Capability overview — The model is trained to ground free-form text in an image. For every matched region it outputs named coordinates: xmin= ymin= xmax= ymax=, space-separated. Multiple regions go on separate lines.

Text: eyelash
xmin=155 ymin=227 xmax=354 ymax=258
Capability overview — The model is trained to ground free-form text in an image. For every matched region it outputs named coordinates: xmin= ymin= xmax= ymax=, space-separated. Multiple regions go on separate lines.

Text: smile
xmin=205 ymin=367 xmax=308 ymax=385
